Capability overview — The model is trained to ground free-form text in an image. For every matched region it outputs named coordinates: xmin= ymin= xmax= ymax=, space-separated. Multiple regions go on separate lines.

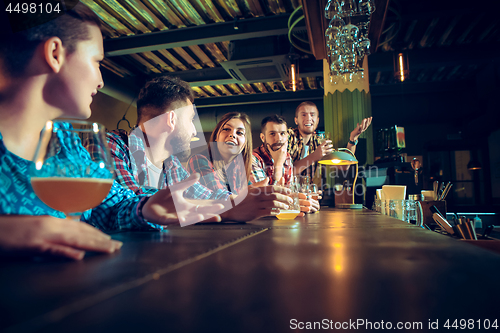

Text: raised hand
xmin=0 ymin=215 xmax=122 ymax=260
xmin=350 ymin=117 xmax=373 ymax=141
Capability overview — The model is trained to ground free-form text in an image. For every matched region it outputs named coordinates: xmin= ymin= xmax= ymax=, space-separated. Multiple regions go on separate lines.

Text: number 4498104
xmin=444 ymin=319 xmax=498 ymax=330
xmin=5 ymin=2 xmax=61 ymax=14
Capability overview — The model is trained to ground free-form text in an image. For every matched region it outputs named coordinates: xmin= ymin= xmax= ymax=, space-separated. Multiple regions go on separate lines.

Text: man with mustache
xmin=251 ymin=115 xmax=293 ymax=186
xmin=251 ymin=115 xmax=320 ymax=213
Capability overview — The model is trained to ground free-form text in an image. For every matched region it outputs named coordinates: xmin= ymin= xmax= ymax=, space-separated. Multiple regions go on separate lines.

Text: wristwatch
xmin=348 ymin=139 xmax=358 ymax=145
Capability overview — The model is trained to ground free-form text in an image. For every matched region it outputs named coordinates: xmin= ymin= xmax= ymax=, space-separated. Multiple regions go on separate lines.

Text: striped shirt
xmin=287 ymin=127 xmax=321 ymax=177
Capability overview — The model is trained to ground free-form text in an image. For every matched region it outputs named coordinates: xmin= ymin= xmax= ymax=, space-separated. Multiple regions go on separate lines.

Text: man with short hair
xmin=251 ymin=115 xmax=293 ymax=186
xmin=288 ymin=101 xmax=372 ymax=177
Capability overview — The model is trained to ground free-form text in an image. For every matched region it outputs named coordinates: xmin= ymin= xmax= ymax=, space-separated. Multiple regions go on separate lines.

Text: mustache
xmin=268 ymin=142 xmax=285 ymax=151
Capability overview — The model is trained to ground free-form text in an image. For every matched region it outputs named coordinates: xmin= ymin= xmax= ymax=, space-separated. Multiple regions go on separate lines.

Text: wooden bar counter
xmin=1 ymin=209 xmax=499 ymax=332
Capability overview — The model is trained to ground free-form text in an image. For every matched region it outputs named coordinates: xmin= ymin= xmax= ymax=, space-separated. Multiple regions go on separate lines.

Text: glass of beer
xmin=276 ymin=177 xmax=301 ymax=220
xmin=30 ymin=120 xmax=114 ymax=220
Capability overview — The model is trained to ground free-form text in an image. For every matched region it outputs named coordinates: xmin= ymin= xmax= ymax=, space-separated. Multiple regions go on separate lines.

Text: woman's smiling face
xmin=216 ymin=118 xmax=246 ymax=161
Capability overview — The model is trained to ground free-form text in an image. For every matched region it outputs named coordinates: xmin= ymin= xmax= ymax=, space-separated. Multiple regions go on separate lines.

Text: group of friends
xmin=0 ymin=3 xmax=371 ymax=260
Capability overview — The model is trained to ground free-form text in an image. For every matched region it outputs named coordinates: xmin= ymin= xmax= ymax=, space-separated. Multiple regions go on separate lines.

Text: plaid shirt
xmin=186 ymin=152 xmax=247 ymax=195
xmin=251 ymin=145 xmax=293 ymax=186
xmin=102 ymin=128 xmax=229 ymax=200
xmin=287 ymin=127 xmax=321 ymax=177
xmin=0 ymin=122 xmax=157 ymax=232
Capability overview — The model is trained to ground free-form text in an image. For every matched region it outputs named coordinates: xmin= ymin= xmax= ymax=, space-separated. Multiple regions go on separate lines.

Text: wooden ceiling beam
xmin=368 ymin=0 xmax=390 ymax=53
xmin=302 ymin=0 xmax=328 ymax=60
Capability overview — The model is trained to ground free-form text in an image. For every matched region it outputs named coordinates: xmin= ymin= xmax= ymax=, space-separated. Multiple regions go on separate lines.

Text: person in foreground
xmin=0 ymin=4 xmax=228 ymax=260
xmin=105 ymin=80 xmax=294 ymax=222
xmin=251 ymin=115 xmax=320 ymax=213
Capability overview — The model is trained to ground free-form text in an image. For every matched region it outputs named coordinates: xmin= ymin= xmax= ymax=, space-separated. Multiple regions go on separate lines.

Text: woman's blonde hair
xmin=208 ymin=112 xmax=253 ymax=182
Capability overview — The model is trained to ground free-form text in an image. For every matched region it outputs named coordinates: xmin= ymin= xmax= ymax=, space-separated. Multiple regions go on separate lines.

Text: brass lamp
xmin=318 ymin=148 xmax=362 ymax=208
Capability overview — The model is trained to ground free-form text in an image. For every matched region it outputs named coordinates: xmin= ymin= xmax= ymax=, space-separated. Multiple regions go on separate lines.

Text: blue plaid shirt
xmin=0 ymin=122 xmax=160 ymax=232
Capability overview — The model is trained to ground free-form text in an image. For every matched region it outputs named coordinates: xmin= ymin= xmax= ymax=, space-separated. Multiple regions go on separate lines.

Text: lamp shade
xmin=318 ymin=150 xmax=358 ymax=166
xmin=467 ymin=160 xmax=482 ymax=170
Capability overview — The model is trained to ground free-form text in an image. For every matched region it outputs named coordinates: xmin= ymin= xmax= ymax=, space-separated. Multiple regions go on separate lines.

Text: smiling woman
xmin=186 ymin=112 xmax=253 ymax=195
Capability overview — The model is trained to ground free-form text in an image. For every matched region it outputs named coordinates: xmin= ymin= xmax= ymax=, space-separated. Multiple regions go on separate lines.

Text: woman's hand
xmin=221 ymin=185 xmax=293 ymax=222
xmin=142 ymin=173 xmax=224 ymax=227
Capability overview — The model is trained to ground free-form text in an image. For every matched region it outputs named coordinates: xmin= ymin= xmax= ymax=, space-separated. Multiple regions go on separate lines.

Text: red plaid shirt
xmin=251 ymin=145 xmax=293 ymax=186
xmin=186 ymin=152 xmax=248 ymax=195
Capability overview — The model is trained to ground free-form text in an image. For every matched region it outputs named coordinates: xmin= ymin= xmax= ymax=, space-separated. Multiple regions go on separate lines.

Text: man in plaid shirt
xmin=288 ymin=101 xmax=372 ymax=178
xmin=251 ymin=115 xmax=293 ymax=186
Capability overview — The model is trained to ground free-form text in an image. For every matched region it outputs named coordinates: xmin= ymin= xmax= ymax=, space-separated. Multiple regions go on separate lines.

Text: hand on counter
xmin=0 ymin=215 xmax=122 ymax=260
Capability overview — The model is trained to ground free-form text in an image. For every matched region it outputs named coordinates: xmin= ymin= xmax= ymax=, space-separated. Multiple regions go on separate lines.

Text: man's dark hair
xmin=295 ymin=101 xmax=318 ymax=117
xmin=0 ymin=2 xmax=101 ymax=77
xmin=261 ymin=114 xmax=287 ymax=133
xmin=136 ymin=76 xmax=194 ymax=124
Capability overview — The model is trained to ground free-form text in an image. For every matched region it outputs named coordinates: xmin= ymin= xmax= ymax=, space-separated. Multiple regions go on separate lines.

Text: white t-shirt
xmin=301 ymin=144 xmax=309 ymax=159
xmin=146 ymin=158 xmax=162 ymax=189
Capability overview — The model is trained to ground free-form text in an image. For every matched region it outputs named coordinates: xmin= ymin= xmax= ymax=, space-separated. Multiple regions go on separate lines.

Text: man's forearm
xmin=273 ymin=162 xmax=284 ymax=183
xmin=346 ymin=142 xmax=356 ymax=154
xmin=293 ymin=155 xmax=317 ymax=175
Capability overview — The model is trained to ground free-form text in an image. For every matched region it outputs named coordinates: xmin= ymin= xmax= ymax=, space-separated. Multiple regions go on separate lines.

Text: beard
xmin=169 ymin=128 xmax=192 ymax=160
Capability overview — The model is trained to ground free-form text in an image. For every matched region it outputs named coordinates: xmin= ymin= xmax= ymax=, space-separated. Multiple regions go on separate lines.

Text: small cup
xmin=382 ymin=185 xmax=406 ymax=200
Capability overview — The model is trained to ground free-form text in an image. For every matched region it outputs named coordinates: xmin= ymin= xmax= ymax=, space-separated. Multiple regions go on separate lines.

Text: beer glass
xmin=30 ymin=120 xmax=115 ymax=220
xmin=276 ymin=177 xmax=301 ymax=220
